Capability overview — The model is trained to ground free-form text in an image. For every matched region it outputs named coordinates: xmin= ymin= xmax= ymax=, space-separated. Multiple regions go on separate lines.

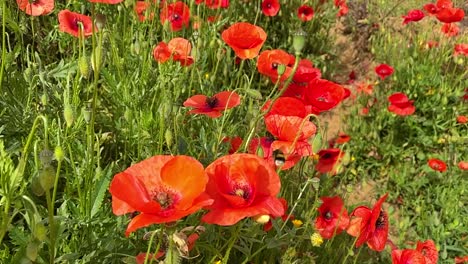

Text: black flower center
xmin=154 ymin=192 xmax=173 ymax=209
xmin=375 ymin=210 xmax=387 ymax=228
xmin=324 ymin=211 xmax=333 ymax=220
xmin=171 ymin=13 xmax=181 ymax=21
xmin=206 ymin=96 xmax=219 ymax=108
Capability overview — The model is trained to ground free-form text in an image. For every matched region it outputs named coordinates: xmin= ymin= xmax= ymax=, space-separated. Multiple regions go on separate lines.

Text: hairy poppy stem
xmin=0 ymin=0 xmax=6 ymax=92
xmin=242 ymin=55 xmax=301 ymax=152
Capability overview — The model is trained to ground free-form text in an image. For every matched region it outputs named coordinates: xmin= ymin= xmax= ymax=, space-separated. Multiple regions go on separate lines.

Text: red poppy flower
xmin=330 ymin=133 xmax=351 ymax=146
xmin=392 ymin=249 xmax=426 ymax=264
xmin=153 ymin=38 xmax=194 ymax=66
xmin=183 ymin=91 xmax=240 ymax=118
xmin=457 ymin=115 xmax=467 ymax=124
xmin=263 ymin=97 xmax=307 ymax=118
xmin=402 ymin=9 xmax=425 ymax=24
xmin=202 ymin=154 xmax=284 ymax=226
xmin=263 ymin=198 xmax=293 ymax=232
xmin=293 ymin=59 xmax=321 ymax=83
xmin=136 ymin=251 xmax=165 ymax=264
xmin=222 ymin=22 xmax=267 ymax=60
xmin=261 ymin=0 xmax=280 ymax=17
xmin=441 ymin=23 xmax=459 ymax=36
xmin=223 ymin=136 xmax=243 ymax=154
xmin=199 ymin=0 xmax=230 ymax=9
xmin=347 ymin=193 xmax=389 ymax=251
xmin=265 ymin=115 xmax=316 ymax=153
xmin=17 ymin=0 xmax=54 ymax=16
xmin=302 ymin=79 xmax=346 ymax=114
xmin=458 ymin=161 xmax=468 ymax=170
xmin=388 ymin=92 xmax=416 ymax=116
xmin=297 ymin=5 xmax=314 ymax=22
xmin=315 ymin=196 xmax=350 ymax=239
xmin=427 ymin=158 xmax=447 ymax=172
xmin=360 ymin=107 xmax=369 ymax=116
xmin=248 ymin=136 xmax=274 ymax=159
xmin=88 ymin=0 xmax=123 ymax=3
xmin=424 ymin=4 xmax=439 ymax=15
xmin=264 ymin=114 xmax=316 ymax=170
xmin=135 ymin=1 xmax=154 ymax=22
xmin=281 ymin=82 xmax=306 ymax=98
xmin=425 ymin=40 xmax=439 ymax=49
xmin=355 ymin=81 xmax=374 ymax=95
xmin=416 ymin=240 xmax=438 ymax=264
xmin=454 ymin=44 xmax=468 ymax=56
xmin=436 ymin=0 xmax=453 ymax=9
xmin=435 ymin=7 xmax=464 ymax=23
xmin=335 ymin=0 xmax=349 ymax=17
xmin=109 ymin=155 xmax=213 ymax=236
xmin=160 ymin=1 xmax=190 ymax=32
xmin=455 ymin=256 xmax=468 ymax=263
xmin=375 ymin=63 xmax=394 ymax=80
xmin=58 ymin=10 xmax=96 ymax=38
xmin=315 ymin=148 xmax=344 ymax=174
xmin=257 ymin=49 xmax=293 ymax=82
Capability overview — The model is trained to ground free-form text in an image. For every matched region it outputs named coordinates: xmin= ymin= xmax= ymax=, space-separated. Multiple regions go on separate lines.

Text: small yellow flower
xmin=213 ymin=261 xmax=222 ymax=264
xmin=310 ymin=233 xmax=323 ymax=247
xmin=205 ymin=73 xmax=210 ymax=79
xmin=312 ymin=153 xmax=320 ymax=160
xmin=292 ymin=219 xmax=303 ymax=228
xmin=437 ymin=138 xmax=446 ymax=144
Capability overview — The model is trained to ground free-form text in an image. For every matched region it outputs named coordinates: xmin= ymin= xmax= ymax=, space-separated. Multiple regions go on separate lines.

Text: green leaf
xmin=91 ymin=166 xmax=112 ymax=218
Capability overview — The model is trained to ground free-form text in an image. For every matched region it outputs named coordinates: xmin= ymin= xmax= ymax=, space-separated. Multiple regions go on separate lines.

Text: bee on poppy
xmin=273 ymin=149 xmax=286 ymax=167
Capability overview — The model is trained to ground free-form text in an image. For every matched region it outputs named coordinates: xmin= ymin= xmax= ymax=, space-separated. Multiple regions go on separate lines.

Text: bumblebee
xmin=273 ymin=150 xmax=286 ymax=167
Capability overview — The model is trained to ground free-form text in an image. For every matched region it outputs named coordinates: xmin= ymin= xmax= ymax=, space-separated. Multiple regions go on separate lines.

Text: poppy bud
xmin=78 ymin=55 xmax=89 ymax=79
xmin=31 ymin=175 xmax=45 ymax=196
xmin=23 ymin=67 xmax=33 ymax=84
xmin=39 ymin=165 xmax=55 ymax=191
xmin=34 ymin=222 xmax=47 ymax=241
xmin=94 ymin=13 xmax=107 ymax=31
xmin=132 ymin=40 xmax=140 ymax=55
xmin=40 ymin=93 xmax=48 ymax=107
xmin=26 ymin=241 xmax=39 ymax=261
xmin=82 ymin=105 xmax=92 ymax=124
xmin=277 ymin=64 xmax=286 ymax=76
xmin=292 ymin=29 xmax=307 ymax=55
xmin=39 ymin=149 xmax=54 ymax=166
xmin=311 ymin=177 xmax=320 ymax=190
xmin=54 ymin=146 xmax=64 ymax=162
xmin=253 ymin=214 xmax=270 ymax=224
xmin=165 ymin=129 xmax=173 ymax=148
xmin=64 ymin=104 xmax=74 ymax=128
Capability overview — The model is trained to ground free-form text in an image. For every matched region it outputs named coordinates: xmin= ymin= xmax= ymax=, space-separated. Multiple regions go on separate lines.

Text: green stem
xmin=341 ymin=236 xmax=359 ymax=264
xmin=222 ymin=225 xmax=241 ymax=264
xmin=0 ymin=0 xmax=6 ymax=90
xmin=45 ymin=188 xmax=56 ymax=263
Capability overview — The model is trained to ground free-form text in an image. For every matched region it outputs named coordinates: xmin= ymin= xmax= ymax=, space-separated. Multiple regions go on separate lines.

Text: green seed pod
xmin=292 ymin=29 xmax=307 ymax=55
xmin=31 ymin=175 xmax=45 ymax=196
xmin=78 ymin=56 xmax=89 ymax=79
xmin=23 ymin=67 xmax=33 ymax=84
xmin=34 ymin=222 xmax=47 ymax=241
xmin=277 ymin=64 xmax=286 ymax=76
xmin=82 ymin=106 xmax=92 ymax=124
xmin=39 ymin=149 xmax=54 ymax=166
xmin=124 ymin=108 xmax=133 ymax=122
xmin=165 ymin=129 xmax=173 ymax=148
xmin=54 ymin=146 xmax=64 ymax=162
xmin=64 ymin=104 xmax=74 ymax=128
xmin=26 ymin=241 xmax=39 ymax=261
xmin=38 ymin=165 xmax=55 ymax=191
xmin=40 ymin=93 xmax=48 ymax=107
